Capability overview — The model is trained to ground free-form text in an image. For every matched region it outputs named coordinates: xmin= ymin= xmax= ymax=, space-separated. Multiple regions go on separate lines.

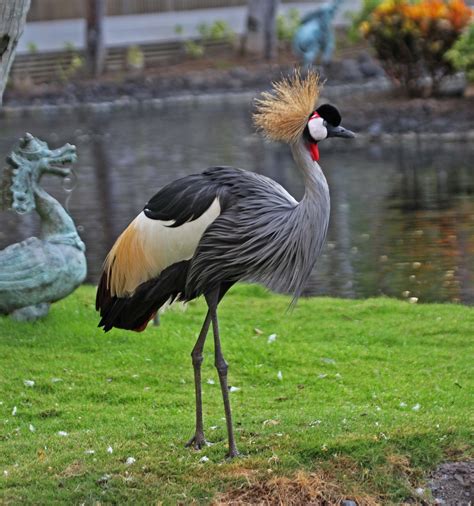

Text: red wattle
xmin=309 ymin=143 xmax=320 ymax=162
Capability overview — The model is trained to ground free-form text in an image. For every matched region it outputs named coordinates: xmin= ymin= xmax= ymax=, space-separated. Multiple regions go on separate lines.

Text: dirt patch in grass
xmin=218 ymin=463 xmax=261 ymax=480
xmin=428 ymin=461 xmax=474 ymax=505
xmin=59 ymin=460 xmax=86 ymax=478
xmin=214 ymin=470 xmax=379 ymax=506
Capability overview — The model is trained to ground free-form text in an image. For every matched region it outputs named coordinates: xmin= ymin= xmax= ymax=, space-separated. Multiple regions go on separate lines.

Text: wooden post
xmin=85 ymin=0 xmax=106 ymax=77
xmin=243 ymin=0 xmax=279 ymax=60
xmin=0 ymin=0 xmax=31 ymax=105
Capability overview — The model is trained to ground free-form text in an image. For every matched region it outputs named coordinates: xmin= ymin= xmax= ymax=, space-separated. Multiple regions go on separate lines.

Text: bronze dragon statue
xmin=0 ymin=133 xmax=86 ymax=321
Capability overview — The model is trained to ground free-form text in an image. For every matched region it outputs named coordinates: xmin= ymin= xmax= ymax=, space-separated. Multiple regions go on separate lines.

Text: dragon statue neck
xmin=1 ymin=133 xmax=84 ymax=251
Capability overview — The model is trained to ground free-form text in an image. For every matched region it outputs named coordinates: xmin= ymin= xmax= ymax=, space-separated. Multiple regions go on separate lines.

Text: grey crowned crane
xmin=96 ymin=70 xmax=355 ymax=458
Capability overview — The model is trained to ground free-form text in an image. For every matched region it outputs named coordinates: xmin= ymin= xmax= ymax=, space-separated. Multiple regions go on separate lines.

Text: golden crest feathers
xmin=253 ymin=69 xmax=322 ymax=144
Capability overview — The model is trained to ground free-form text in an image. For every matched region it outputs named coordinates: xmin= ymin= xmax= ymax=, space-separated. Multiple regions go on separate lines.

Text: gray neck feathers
xmin=285 ymin=139 xmax=331 ymax=298
xmin=291 ymin=139 xmax=330 ymax=204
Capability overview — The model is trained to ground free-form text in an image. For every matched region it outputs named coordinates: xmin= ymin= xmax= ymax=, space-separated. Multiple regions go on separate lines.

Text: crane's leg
xmin=185 ymin=310 xmax=211 ymax=450
xmin=206 ymin=288 xmax=240 ymax=459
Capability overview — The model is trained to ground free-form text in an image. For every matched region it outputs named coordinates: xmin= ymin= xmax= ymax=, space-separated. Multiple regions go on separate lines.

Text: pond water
xmin=1 ymin=99 xmax=474 ymax=304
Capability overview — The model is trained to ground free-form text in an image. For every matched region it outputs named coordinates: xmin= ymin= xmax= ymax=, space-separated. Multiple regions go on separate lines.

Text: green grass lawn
xmin=0 ymin=285 xmax=472 ymax=504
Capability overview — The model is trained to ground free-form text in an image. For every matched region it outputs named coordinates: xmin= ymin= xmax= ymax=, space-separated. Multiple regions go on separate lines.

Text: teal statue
xmin=293 ymin=0 xmax=344 ymax=66
xmin=0 ymin=133 xmax=86 ymax=321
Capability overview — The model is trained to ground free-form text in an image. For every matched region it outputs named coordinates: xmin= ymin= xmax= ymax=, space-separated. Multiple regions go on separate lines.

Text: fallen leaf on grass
xmin=267 ymin=334 xmax=277 ymax=344
xmin=321 ymin=358 xmax=336 ymax=364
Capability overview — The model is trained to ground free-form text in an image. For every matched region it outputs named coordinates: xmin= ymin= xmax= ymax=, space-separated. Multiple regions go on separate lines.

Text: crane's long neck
xmin=290 ymin=138 xmax=331 ymax=275
xmin=291 ymin=138 xmax=330 ymax=213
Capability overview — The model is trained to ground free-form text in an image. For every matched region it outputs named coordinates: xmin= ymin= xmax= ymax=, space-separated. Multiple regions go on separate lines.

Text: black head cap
xmin=316 ymin=104 xmax=341 ymax=127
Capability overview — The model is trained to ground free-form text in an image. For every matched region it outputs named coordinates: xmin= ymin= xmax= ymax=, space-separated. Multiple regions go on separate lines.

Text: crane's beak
xmin=326 ymin=124 xmax=356 ymax=139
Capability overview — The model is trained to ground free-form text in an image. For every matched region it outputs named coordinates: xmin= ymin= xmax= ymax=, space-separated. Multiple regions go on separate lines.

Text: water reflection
xmin=1 ymin=101 xmax=473 ymax=303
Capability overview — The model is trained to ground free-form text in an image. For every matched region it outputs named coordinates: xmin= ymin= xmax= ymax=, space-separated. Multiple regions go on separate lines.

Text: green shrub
xmin=197 ymin=20 xmax=235 ymax=43
xmin=126 ymin=45 xmax=144 ymax=71
xmin=183 ymin=40 xmax=205 ymax=58
xmin=276 ymin=8 xmax=301 ymax=43
xmin=184 ymin=20 xmax=235 ymax=59
xmin=446 ymin=22 xmax=474 ymax=82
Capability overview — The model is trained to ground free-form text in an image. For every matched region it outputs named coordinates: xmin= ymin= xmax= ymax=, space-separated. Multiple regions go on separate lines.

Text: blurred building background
xmin=28 ymin=0 xmax=311 ymax=21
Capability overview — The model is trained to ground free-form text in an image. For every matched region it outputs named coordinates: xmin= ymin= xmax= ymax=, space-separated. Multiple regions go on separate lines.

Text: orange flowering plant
xmin=359 ymin=0 xmax=472 ymax=95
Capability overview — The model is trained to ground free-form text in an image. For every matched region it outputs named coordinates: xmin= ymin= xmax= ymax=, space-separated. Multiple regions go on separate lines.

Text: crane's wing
xmin=0 ymin=238 xmax=63 ymax=312
xmin=96 ymin=166 xmax=298 ymax=331
xmin=97 ymin=171 xmax=230 ymax=303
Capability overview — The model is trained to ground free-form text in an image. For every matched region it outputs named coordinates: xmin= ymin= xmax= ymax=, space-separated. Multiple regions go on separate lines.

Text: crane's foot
xmin=225 ymin=447 xmax=240 ymax=460
xmin=185 ymin=432 xmax=210 ymax=450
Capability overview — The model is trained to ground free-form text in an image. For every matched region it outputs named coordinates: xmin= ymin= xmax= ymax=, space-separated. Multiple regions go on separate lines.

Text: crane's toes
xmin=225 ymin=447 xmax=241 ymax=460
xmin=185 ymin=433 xmax=210 ymax=450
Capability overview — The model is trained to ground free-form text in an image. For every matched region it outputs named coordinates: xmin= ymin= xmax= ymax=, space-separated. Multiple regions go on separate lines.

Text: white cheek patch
xmin=308 ymin=117 xmax=327 ymax=141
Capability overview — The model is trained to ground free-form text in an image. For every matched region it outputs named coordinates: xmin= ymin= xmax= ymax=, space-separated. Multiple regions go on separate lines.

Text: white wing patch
xmin=106 ymin=198 xmax=221 ymax=297
xmin=137 ymin=198 xmax=221 ymax=272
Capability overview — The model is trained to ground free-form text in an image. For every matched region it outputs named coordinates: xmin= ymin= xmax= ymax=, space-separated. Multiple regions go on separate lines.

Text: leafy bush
xmin=184 ymin=40 xmax=205 ymax=58
xmin=276 ymin=8 xmax=301 ymax=43
xmin=58 ymin=43 xmax=84 ymax=81
xmin=126 ymin=45 xmax=145 ymax=71
xmin=184 ymin=20 xmax=235 ymax=59
xmin=358 ymin=0 xmax=472 ymax=95
xmin=197 ymin=20 xmax=235 ymax=43
xmin=446 ymin=22 xmax=474 ymax=82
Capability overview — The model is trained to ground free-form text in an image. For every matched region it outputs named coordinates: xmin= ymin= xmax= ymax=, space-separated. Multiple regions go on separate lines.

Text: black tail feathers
xmin=96 ymin=260 xmax=190 ymax=332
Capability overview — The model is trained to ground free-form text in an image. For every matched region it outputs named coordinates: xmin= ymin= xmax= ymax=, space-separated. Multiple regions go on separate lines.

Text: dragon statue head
xmin=1 ymin=133 xmax=77 ymax=214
